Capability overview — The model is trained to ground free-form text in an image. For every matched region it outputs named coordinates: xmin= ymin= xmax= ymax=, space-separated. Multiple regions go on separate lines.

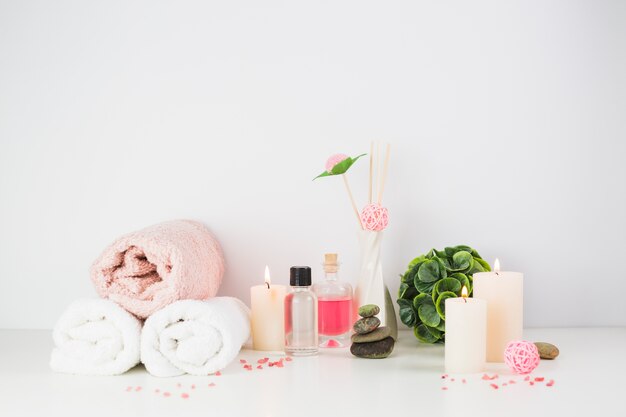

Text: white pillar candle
xmin=250 ymin=266 xmax=287 ymax=351
xmin=472 ymin=259 xmax=523 ymax=362
xmin=445 ymin=287 xmax=487 ymax=374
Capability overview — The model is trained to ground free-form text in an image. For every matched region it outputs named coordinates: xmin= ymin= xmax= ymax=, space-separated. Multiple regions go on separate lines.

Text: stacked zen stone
xmin=350 ymin=304 xmax=395 ymax=359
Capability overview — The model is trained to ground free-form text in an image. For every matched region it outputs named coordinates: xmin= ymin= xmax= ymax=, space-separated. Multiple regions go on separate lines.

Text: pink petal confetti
xmin=502 ymin=383 xmax=508 ymax=387
xmin=285 ymin=357 xmax=293 ymax=362
xmin=208 ymin=383 xmax=216 ymax=387
xmin=490 ymin=384 xmax=499 ymax=390
xmin=163 ymin=392 xmax=171 ymax=397
xmin=181 ymin=393 xmax=189 ymax=399
xmin=256 ymin=365 xmax=263 ymax=370
xmin=509 ymin=380 xmax=516 ymax=384
xmin=191 ymin=384 xmax=196 ymax=390
xmin=125 ymin=386 xmax=133 ymax=392
xmin=176 ymin=383 xmax=182 ymax=388
xmin=450 ymin=378 xmax=455 ymax=382
xmin=441 ymin=387 xmax=448 ymax=391
xmin=135 ymin=386 xmax=142 ymax=392
xmin=154 ymin=389 xmax=160 ymax=393
xmin=529 ymin=381 xmax=535 ymax=386
xmin=524 ymin=376 xmax=531 ymax=381
xmin=240 ymin=359 xmax=247 ymax=364
xmin=534 ymin=377 xmax=545 ymax=382
xmin=482 ymin=374 xmax=498 ymax=380
xmin=243 ymin=364 xmax=253 ymax=371
xmin=546 ymin=380 xmax=555 ymax=387
xmin=462 ymin=379 xmax=467 ymax=384
xmin=215 ymin=371 xmax=222 ymax=376
xmin=257 ymin=358 xmax=270 ymax=364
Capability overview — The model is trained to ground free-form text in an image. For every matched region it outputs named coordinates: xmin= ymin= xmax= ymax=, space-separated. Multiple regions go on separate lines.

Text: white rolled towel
xmin=141 ymin=297 xmax=250 ymax=377
xmin=50 ymin=298 xmax=142 ymax=375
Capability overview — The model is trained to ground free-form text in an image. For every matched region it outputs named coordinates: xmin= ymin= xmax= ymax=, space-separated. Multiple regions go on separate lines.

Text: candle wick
xmin=495 ymin=271 xmax=499 ymax=276
xmin=463 ymin=297 xmax=467 ymax=304
xmin=266 ymin=282 xmax=270 ymax=289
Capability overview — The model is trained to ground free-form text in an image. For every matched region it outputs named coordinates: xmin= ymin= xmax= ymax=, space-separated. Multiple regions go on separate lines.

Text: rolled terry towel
xmin=50 ymin=298 xmax=142 ymax=375
xmin=91 ymin=220 xmax=224 ymax=319
xmin=141 ymin=297 xmax=250 ymax=377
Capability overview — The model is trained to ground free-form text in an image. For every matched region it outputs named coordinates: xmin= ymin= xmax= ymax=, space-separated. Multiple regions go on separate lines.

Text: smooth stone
xmin=353 ymin=317 xmax=380 ymax=334
xmin=358 ymin=304 xmax=380 ymax=318
xmin=351 ymin=326 xmax=391 ymax=343
xmin=350 ymin=336 xmax=395 ymax=359
xmin=534 ymin=342 xmax=560 ymax=359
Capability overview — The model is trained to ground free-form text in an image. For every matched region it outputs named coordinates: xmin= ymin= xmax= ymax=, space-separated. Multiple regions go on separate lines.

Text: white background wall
xmin=1 ymin=0 xmax=625 ymax=329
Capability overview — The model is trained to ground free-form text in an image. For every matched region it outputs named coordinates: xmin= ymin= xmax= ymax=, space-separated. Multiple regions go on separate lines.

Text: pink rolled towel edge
xmin=90 ymin=220 xmax=224 ymax=319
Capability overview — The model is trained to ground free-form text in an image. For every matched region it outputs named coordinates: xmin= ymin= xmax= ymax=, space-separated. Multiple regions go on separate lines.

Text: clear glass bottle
xmin=312 ymin=254 xmax=353 ymax=348
xmin=284 ymin=266 xmax=318 ymax=356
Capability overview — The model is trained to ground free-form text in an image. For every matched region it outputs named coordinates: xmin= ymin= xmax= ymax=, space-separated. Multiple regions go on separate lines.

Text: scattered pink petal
xmin=509 ymin=380 xmax=516 ymax=384
xmin=191 ymin=384 xmax=196 ymax=390
xmin=240 ymin=359 xmax=247 ymax=364
xmin=524 ymin=376 xmax=531 ymax=381
xmin=441 ymin=374 xmax=448 ymax=379
xmin=135 ymin=386 xmax=142 ymax=392
xmin=258 ymin=358 xmax=270 ymax=364
xmin=275 ymin=361 xmax=284 ymax=368
xmin=529 ymin=381 xmax=535 ymax=386
xmin=503 ymin=383 xmax=508 ymax=386
xmin=490 ymin=384 xmax=499 ymax=390
xmin=462 ymin=379 xmax=467 ymax=384
xmin=450 ymin=378 xmax=455 ymax=382
xmin=176 ymin=383 xmax=182 ymax=388
xmin=181 ymin=393 xmax=189 ymax=399
xmin=546 ymin=380 xmax=555 ymax=387
xmin=441 ymin=387 xmax=448 ymax=391
xmin=208 ymin=383 xmax=216 ymax=387
xmin=154 ymin=389 xmax=160 ymax=393
xmin=163 ymin=392 xmax=171 ymax=397
xmin=482 ymin=374 xmax=498 ymax=380
xmin=285 ymin=357 xmax=293 ymax=362
xmin=215 ymin=371 xmax=222 ymax=376
xmin=125 ymin=386 xmax=133 ymax=392
xmin=256 ymin=365 xmax=263 ymax=370
xmin=535 ymin=377 xmax=545 ymax=382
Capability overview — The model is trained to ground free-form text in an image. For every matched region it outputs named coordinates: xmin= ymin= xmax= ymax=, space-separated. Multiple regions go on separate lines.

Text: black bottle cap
xmin=290 ymin=266 xmax=312 ymax=286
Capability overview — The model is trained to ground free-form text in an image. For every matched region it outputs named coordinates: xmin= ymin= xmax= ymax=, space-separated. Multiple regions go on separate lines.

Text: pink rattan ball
xmin=504 ymin=340 xmax=540 ymax=374
xmin=360 ymin=203 xmax=389 ymax=231
xmin=325 ymin=153 xmax=349 ymax=173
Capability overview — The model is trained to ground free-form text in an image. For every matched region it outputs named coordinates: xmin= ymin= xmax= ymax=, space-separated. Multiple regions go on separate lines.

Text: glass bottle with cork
xmin=312 ymin=253 xmax=353 ymax=348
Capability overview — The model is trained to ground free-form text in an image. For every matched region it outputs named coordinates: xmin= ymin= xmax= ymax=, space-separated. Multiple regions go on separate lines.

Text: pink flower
xmin=325 ymin=154 xmax=349 ymax=173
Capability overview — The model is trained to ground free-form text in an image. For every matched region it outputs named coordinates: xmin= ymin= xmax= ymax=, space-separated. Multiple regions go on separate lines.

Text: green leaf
xmin=414 ymin=279 xmax=436 ymax=293
xmin=425 ymin=325 xmax=442 ymax=340
xmin=414 ymin=323 xmax=439 ymax=343
xmin=432 ymin=278 xmax=462 ymax=303
xmin=435 ymin=319 xmax=446 ymax=331
xmin=449 ymin=251 xmax=473 ymax=272
xmin=408 ymin=255 xmax=427 ymax=270
xmin=412 ymin=293 xmax=432 ymax=310
xmin=398 ymin=283 xmax=418 ymax=300
xmin=416 ymin=260 xmax=442 ymax=283
xmin=448 ymin=273 xmax=470 ymax=294
xmin=473 ymin=257 xmax=491 ymax=272
xmin=397 ymin=299 xmax=417 ymax=327
xmin=418 ymin=303 xmax=440 ymax=327
xmin=444 ymin=245 xmax=472 ymax=257
xmin=312 ymin=153 xmax=366 ymax=180
xmin=435 ymin=291 xmax=458 ymax=320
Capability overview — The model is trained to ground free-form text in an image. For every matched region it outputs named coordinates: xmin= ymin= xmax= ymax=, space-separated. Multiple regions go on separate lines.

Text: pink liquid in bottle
xmin=318 ymin=297 xmax=353 ymax=336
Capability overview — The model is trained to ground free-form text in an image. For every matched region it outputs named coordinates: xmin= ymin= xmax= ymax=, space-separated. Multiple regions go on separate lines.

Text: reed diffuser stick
xmin=343 ymin=174 xmax=364 ymax=229
xmin=368 ymin=141 xmax=374 ymax=204
xmin=378 ymin=143 xmax=391 ymax=205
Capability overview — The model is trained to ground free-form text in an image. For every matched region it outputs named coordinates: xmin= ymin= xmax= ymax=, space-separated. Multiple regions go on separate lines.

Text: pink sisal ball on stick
xmin=360 ymin=203 xmax=389 ymax=231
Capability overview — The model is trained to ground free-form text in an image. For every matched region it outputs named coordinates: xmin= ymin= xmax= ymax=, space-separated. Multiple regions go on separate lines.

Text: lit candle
xmin=250 ymin=266 xmax=287 ymax=351
xmin=445 ymin=286 xmax=487 ymax=373
xmin=472 ymin=259 xmax=523 ymax=362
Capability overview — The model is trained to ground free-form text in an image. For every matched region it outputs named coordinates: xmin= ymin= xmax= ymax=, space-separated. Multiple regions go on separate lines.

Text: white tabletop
xmin=0 ymin=327 xmax=622 ymax=417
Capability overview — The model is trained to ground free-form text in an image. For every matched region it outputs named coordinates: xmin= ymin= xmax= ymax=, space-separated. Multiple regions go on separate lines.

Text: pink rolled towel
xmin=91 ymin=220 xmax=224 ymax=319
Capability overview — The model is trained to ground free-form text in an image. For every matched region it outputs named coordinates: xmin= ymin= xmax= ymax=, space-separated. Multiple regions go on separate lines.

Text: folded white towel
xmin=50 ymin=298 xmax=142 ymax=375
xmin=141 ymin=297 xmax=250 ymax=377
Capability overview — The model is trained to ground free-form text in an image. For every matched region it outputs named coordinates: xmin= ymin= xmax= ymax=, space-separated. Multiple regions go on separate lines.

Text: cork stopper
xmin=324 ymin=253 xmax=339 ymax=273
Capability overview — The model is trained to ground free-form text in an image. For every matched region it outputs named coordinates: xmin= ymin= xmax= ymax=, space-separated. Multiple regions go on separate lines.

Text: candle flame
xmin=461 ymin=285 xmax=468 ymax=298
xmin=264 ymin=265 xmax=271 ymax=288
xmin=494 ymin=258 xmax=500 ymax=274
